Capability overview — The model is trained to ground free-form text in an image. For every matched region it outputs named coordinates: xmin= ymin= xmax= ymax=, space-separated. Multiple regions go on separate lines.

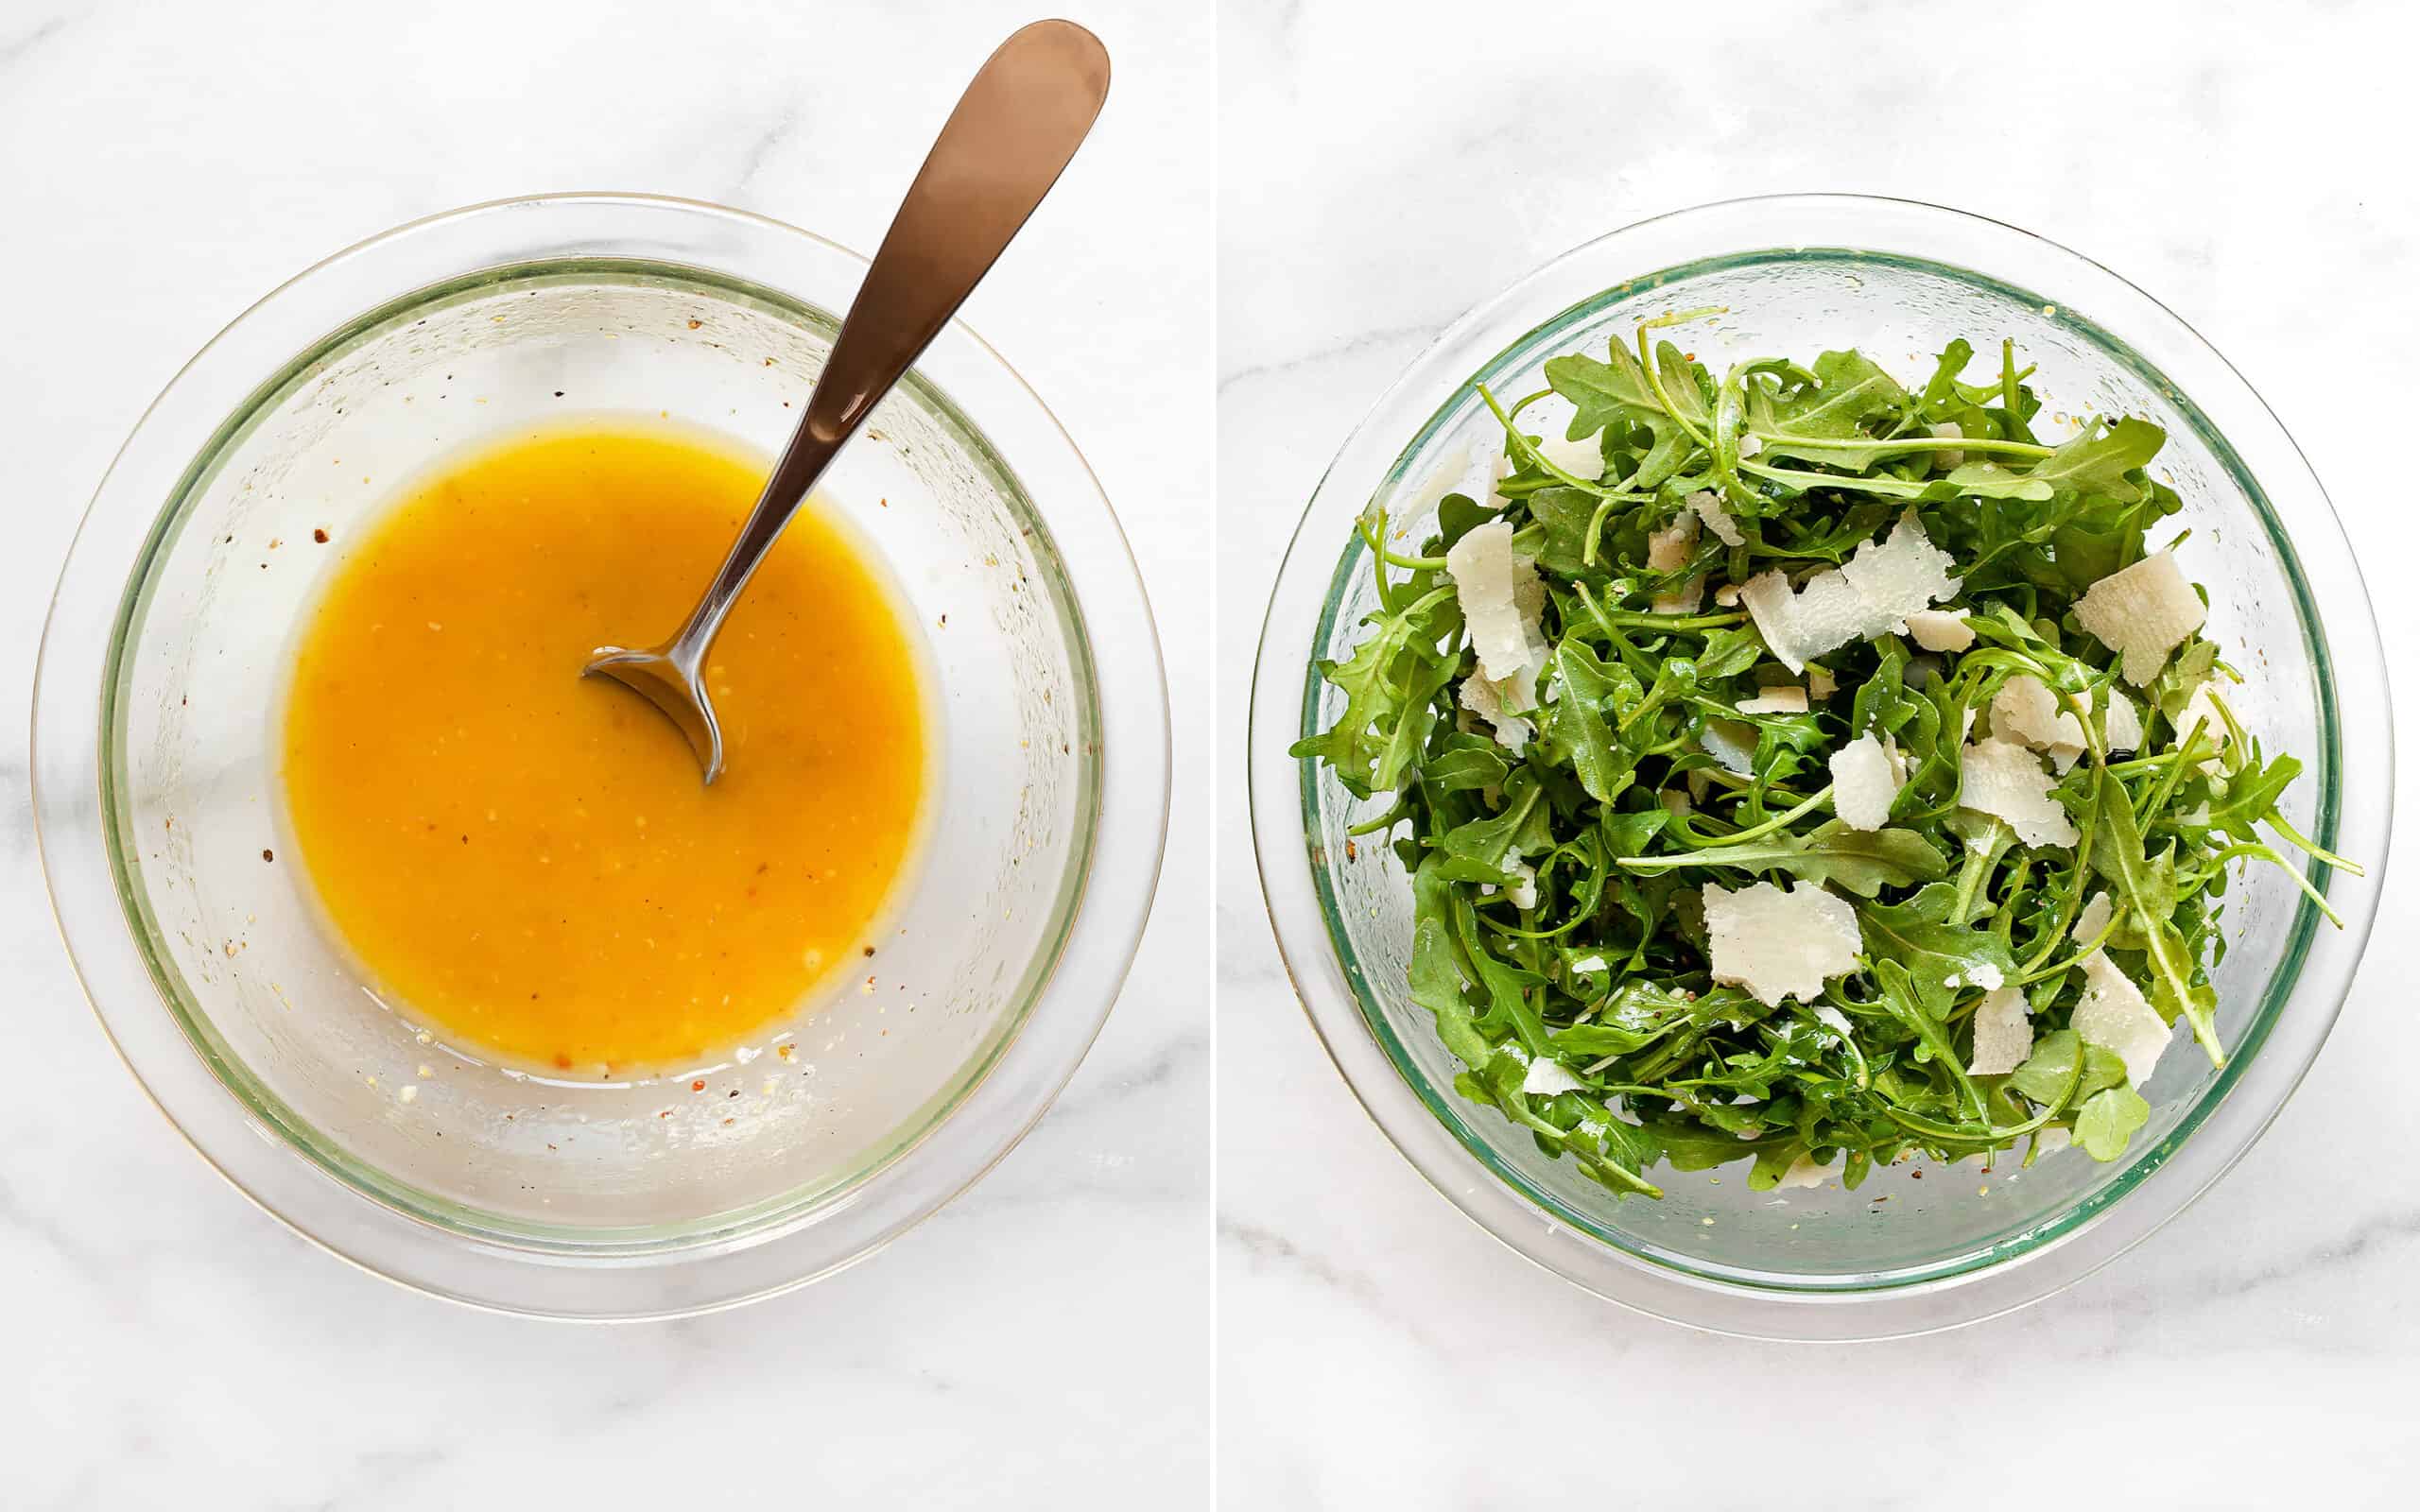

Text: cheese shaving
xmin=1828 ymin=732 xmax=1904 ymax=831
xmin=1992 ymin=673 xmax=2084 ymax=768
xmin=1958 ymin=738 xmax=2081 ymax=848
xmin=1688 ymin=489 xmax=1745 ymax=547
xmin=1522 ymin=1057 xmax=1584 ymax=1096
xmin=1446 ymin=520 xmax=1547 ymax=684
xmin=2074 ymin=551 xmax=2206 ymax=685
xmin=2075 ymin=951 xmax=2173 ymax=1086
xmin=1532 ymin=432 xmax=1603 ymax=481
xmin=1702 ymin=881 xmax=1862 ymax=1008
xmin=1458 ymin=670 xmax=1534 ymax=753
xmin=1741 ymin=513 xmax=1959 ymax=672
xmin=1648 ymin=510 xmax=1703 ymax=615
xmin=1966 ymin=985 xmax=2032 ymax=1075
xmin=1905 ymin=608 xmax=1974 ymax=653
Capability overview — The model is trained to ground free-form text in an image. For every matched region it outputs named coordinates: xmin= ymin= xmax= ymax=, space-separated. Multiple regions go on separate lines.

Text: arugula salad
xmin=1296 ymin=309 xmax=2356 ymax=1199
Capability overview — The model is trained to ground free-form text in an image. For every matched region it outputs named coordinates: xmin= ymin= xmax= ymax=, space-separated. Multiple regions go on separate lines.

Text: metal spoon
xmin=586 ymin=20 xmax=1111 ymax=782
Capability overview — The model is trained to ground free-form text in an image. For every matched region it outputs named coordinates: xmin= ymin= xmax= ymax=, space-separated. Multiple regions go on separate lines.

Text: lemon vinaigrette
xmin=278 ymin=422 xmax=931 ymax=1073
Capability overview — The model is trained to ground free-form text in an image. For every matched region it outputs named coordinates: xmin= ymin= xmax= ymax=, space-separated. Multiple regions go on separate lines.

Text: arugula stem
xmin=2263 ymin=812 xmax=2362 ymax=875
xmin=1668 ymin=783 xmax=1835 ymax=851
xmin=1751 ymin=432 xmax=2060 ymax=460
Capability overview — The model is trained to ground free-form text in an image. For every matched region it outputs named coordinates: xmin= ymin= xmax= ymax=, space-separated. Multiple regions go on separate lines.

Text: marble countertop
xmin=0 ymin=0 xmax=1208 ymax=1504
xmin=1219 ymin=0 xmax=2419 ymax=1505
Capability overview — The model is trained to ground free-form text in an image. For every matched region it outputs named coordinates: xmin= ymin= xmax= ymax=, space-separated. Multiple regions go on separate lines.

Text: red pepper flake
xmin=687 ymin=318 xmax=702 ymax=330
xmin=312 ymin=527 xmax=329 ymax=543
xmin=690 ymin=1079 xmax=705 ymax=1092
xmin=553 ymin=1053 xmax=572 ymax=1070
xmin=862 ymin=946 xmax=875 ymax=958
xmin=261 ymin=848 xmax=274 ymax=862
xmin=1344 ymin=839 xmax=1357 ymax=861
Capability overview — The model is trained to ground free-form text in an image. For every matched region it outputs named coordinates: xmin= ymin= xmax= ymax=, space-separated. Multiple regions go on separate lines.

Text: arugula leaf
xmin=1623 ymin=820 xmax=1948 ymax=897
xmin=1858 ymin=882 xmax=2022 ymax=1016
xmin=2074 ymin=1086 xmax=2152 ymax=1160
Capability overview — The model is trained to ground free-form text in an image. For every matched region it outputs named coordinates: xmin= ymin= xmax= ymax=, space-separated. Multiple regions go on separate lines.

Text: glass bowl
xmin=34 ymin=194 xmax=1169 ymax=1319
xmin=1248 ymin=194 xmax=2392 ymax=1339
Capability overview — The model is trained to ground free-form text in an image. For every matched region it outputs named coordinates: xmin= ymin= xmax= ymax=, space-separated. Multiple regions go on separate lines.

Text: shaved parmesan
xmin=1740 ymin=569 xmax=1869 ymax=674
xmin=1829 ymin=733 xmax=1905 ymax=831
xmin=1502 ymin=854 xmax=1539 ymax=910
xmin=1808 ymin=666 xmax=1837 ymax=700
xmin=1446 ymin=520 xmax=1547 ymax=684
xmin=2073 ymin=891 xmax=2115 ymax=943
xmin=1713 ymin=582 xmax=1741 ymax=608
xmin=1458 ymin=671 xmax=1534 ymax=753
xmin=1399 ymin=446 xmax=1482 ymax=520
xmin=1776 ymin=1154 xmax=1837 ymax=1190
xmin=1959 ymin=738 xmax=2081 ymax=848
xmin=1700 ymin=719 xmax=1758 ymax=776
xmin=1967 ymin=985 xmax=2033 ymax=1075
xmin=2075 ymin=951 xmax=2173 ymax=1085
xmin=1967 ymin=961 xmax=2005 ymax=991
xmin=1905 ymin=608 xmax=1974 ymax=653
xmin=1742 ymin=513 xmax=1958 ymax=671
xmin=1703 ymin=881 xmax=1862 ymax=1007
xmin=1840 ymin=512 xmax=1962 ymax=631
xmin=1570 ymin=954 xmax=1608 ymax=973
xmin=2102 ymin=690 xmax=2144 ymax=753
xmin=1688 ymin=489 xmax=1745 ymax=547
xmin=1929 ymin=420 xmax=1966 ymax=469
xmin=1648 ymin=511 xmax=1703 ymax=615
xmin=2075 ymin=551 xmax=2206 ymax=685
xmin=1533 ymin=432 xmax=1603 ymax=481
xmin=1813 ymin=1005 xmax=1855 ymax=1041
xmin=2176 ymin=681 xmax=2236 ymax=770
xmin=1523 ymin=1057 xmax=1584 ymax=1096
xmin=1737 ymin=684 xmax=1807 ymax=715
xmin=1992 ymin=673 xmax=2085 ymax=769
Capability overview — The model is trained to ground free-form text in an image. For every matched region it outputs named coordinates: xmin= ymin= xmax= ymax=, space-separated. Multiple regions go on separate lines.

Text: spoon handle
xmin=670 ymin=19 xmax=1111 ymax=656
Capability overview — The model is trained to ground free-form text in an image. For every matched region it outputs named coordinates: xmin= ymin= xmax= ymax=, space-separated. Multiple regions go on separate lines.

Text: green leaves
xmin=1294 ymin=317 xmax=2345 ymax=1202
xmin=1858 ymin=883 xmax=2021 ymax=1017
xmin=2091 ymin=777 xmax=2222 ymax=1061
xmin=1544 ymin=641 xmax=1636 ymax=804
xmin=2075 ymin=1087 xmax=2151 ymax=1161
xmin=1290 ymin=583 xmax=1457 ymax=797
xmin=2027 ymin=417 xmax=2165 ymax=498
xmin=1623 ymin=820 xmax=1948 ymax=897
xmin=1543 ymin=339 xmax=1696 ymax=490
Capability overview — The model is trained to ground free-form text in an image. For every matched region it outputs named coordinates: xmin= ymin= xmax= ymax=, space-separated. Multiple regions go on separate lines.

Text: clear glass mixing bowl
xmin=1249 ymin=195 xmax=2391 ymax=1339
xmin=35 ymin=195 xmax=1169 ymax=1318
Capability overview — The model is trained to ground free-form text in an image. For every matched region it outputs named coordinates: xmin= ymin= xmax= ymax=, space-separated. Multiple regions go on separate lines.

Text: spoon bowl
xmin=585 ymin=643 xmax=727 ymax=780
xmin=585 ymin=19 xmax=1110 ymax=781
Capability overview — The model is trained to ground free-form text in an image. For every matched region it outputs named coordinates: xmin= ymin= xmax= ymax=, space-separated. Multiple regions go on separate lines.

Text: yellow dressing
xmin=279 ymin=422 xmax=927 ymax=1073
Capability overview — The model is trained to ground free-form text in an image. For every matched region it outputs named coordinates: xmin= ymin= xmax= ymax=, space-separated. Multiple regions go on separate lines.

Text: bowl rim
xmin=1247 ymin=192 xmax=2394 ymax=1340
xmin=33 ymin=191 xmax=1173 ymax=1319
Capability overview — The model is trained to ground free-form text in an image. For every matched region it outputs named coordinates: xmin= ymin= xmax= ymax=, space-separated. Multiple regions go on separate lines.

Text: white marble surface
xmin=1220 ymin=0 xmax=2419 ymax=1504
xmin=0 ymin=1 xmax=1209 ymax=1504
